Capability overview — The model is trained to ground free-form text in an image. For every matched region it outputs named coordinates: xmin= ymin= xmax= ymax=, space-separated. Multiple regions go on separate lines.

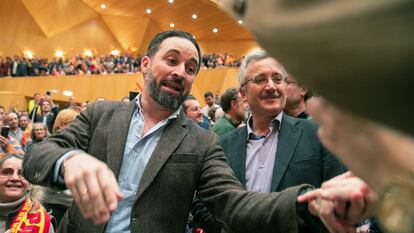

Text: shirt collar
xmin=246 ymin=111 xmax=283 ymax=140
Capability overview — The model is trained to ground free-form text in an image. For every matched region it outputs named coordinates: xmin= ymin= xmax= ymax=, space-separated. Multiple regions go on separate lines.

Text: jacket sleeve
xmin=196 ymin=134 xmax=313 ymax=233
xmin=23 ymin=102 xmax=97 ymax=186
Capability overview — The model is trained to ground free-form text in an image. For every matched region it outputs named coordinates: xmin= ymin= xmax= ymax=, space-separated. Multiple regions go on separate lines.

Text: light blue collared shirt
xmin=245 ymin=112 xmax=282 ymax=193
xmin=106 ymin=96 xmax=180 ymax=233
xmin=54 ymin=96 xmax=180 ymax=233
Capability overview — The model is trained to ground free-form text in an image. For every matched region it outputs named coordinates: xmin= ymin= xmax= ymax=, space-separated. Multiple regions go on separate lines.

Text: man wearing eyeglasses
xmin=192 ymin=50 xmax=346 ymax=233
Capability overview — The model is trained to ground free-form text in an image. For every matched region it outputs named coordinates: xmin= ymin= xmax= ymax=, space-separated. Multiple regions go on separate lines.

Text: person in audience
xmin=201 ymin=91 xmax=219 ymax=117
xmin=0 ymin=153 xmax=54 ymax=233
xmin=19 ymin=115 xmax=32 ymax=147
xmin=23 ymin=30 xmax=338 ymax=233
xmin=4 ymin=112 xmax=23 ymax=145
xmin=212 ymin=88 xmax=247 ymax=136
xmin=192 ymin=50 xmax=346 ymax=233
xmin=30 ymin=98 xmax=60 ymax=133
xmin=18 ymin=115 xmax=30 ymax=131
xmin=23 ymin=123 xmax=50 ymax=153
xmin=66 ymin=96 xmax=77 ymax=109
xmin=183 ymin=96 xmax=204 ymax=125
xmin=28 ymin=93 xmax=42 ymax=118
xmin=284 ymin=74 xmax=312 ymax=120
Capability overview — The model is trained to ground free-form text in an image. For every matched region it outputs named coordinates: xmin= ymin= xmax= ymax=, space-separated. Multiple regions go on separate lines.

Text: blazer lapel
xmin=106 ymin=102 xmax=136 ymax=178
xmin=135 ymin=112 xmax=188 ymax=200
xmin=227 ymin=128 xmax=248 ymax=186
xmin=270 ymin=114 xmax=302 ymax=191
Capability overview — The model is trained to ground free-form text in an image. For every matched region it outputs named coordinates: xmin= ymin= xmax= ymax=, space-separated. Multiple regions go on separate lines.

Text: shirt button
xmin=259 ymin=163 xmax=265 ymax=169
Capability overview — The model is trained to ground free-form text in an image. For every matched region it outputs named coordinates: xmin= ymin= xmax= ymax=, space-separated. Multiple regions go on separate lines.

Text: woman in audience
xmin=41 ymin=108 xmax=79 ymax=226
xmin=0 ymin=153 xmax=53 ymax=233
xmin=23 ymin=123 xmax=50 ymax=153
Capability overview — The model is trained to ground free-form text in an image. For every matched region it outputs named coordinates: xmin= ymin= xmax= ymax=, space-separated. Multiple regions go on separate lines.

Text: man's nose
xmin=172 ymin=63 xmax=186 ymax=79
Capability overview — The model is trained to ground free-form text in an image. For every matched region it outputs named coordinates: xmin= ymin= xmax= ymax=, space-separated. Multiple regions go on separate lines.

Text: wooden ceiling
xmin=0 ymin=0 xmax=255 ymax=57
xmin=81 ymin=0 xmax=253 ymax=41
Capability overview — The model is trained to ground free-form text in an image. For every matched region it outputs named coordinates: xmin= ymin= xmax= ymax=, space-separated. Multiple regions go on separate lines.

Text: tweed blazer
xmin=23 ymin=101 xmax=311 ymax=233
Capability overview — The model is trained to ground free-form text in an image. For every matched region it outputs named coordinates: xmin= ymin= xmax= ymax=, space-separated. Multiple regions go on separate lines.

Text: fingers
xmin=297 ymin=189 xmax=322 ymax=203
xmin=64 ymin=153 xmax=122 ymax=224
xmin=97 ymin=166 xmax=124 ymax=212
xmin=313 ymin=199 xmax=349 ymax=233
xmin=345 ymin=192 xmax=365 ymax=223
xmin=85 ymin=168 xmax=111 ymax=224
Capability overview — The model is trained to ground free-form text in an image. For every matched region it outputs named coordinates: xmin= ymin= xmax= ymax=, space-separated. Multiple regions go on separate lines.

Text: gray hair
xmin=238 ymin=50 xmax=288 ymax=87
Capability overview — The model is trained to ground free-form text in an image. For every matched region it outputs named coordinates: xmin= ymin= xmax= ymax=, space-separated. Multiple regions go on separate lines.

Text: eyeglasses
xmin=243 ymin=74 xmax=286 ymax=86
xmin=0 ymin=168 xmax=23 ymax=178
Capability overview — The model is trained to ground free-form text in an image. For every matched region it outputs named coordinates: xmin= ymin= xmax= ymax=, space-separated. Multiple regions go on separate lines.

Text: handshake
xmin=298 ymin=172 xmax=378 ymax=233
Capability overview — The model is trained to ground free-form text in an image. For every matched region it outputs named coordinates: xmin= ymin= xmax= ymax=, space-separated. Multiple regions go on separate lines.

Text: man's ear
xmin=141 ymin=56 xmax=150 ymax=75
xmin=300 ymin=87 xmax=308 ymax=97
xmin=239 ymin=87 xmax=247 ymax=102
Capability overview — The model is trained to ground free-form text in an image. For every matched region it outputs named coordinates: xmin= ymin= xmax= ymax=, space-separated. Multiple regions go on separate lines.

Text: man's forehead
xmin=248 ymin=59 xmax=283 ymax=76
xmin=158 ymin=37 xmax=198 ymax=58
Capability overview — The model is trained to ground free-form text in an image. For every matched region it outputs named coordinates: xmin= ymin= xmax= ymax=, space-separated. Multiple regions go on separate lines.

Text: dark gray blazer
xmin=221 ymin=113 xmax=346 ymax=192
xmin=192 ymin=114 xmax=345 ymax=233
xmin=23 ymin=101 xmax=311 ymax=233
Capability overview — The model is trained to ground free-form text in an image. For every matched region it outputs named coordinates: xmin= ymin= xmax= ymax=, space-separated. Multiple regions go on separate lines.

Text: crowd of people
xmin=0 ymin=52 xmax=243 ymax=78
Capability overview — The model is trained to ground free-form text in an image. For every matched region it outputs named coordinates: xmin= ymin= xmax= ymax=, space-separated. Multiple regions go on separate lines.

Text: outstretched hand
xmin=63 ymin=152 xmax=123 ymax=224
xmin=298 ymin=172 xmax=378 ymax=233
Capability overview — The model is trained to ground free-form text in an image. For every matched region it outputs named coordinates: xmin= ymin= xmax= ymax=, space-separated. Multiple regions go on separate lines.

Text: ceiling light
xmin=169 ymin=23 xmax=175 ymax=28
xmin=192 ymin=14 xmax=197 ymax=19
xmin=63 ymin=90 xmax=73 ymax=97
xmin=100 ymin=3 xmax=107 ymax=9
xmin=238 ymin=20 xmax=243 ymax=24
xmin=168 ymin=0 xmax=174 ymax=3
xmin=54 ymin=50 xmax=64 ymax=58
xmin=146 ymin=8 xmax=152 ymax=14
xmin=23 ymin=51 xmax=34 ymax=59
xmin=83 ymin=49 xmax=93 ymax=57
xmin=213 ymin=28 xmax=218 ymax=33
xmin=110 ymin=50 xmax=120 ymax=56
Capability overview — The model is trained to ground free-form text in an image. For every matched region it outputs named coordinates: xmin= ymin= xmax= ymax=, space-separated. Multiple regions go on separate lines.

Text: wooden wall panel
xmin=0 ymin=12 xmax=124 ymax=58
xmin=101 ymin=15 xmax=151 ymax=52
xmin=0 ymin=68 xmax=239 ymax=110
xmin=199 ymin=40 xmax=260 ymax=57
xmin=0 ymin=0 xmax=45 ymax=56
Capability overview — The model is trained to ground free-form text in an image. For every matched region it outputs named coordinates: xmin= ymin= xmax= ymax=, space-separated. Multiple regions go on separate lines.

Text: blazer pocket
xmin=168 ymin=153 xmax=198 ymax=164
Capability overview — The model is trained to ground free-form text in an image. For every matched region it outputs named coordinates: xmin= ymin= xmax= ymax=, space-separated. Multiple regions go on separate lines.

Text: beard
xmin=145 ymin=69 xmax=188 ymax=110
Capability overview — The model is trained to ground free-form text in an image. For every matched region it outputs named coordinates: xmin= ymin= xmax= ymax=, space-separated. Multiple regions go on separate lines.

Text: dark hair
xmin=182 ymin=95 xmax=197 ymax=113
xmin=204 ymin=91 xmax=214 ymax=98
xmin=146 ymin=30 xmax=202 ymax=73
xmin=220 ymin=88 xmax=239 ymax=112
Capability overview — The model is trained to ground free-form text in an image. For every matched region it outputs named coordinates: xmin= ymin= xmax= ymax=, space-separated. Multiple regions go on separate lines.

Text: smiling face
xmin=0 ymin=157 xmax=29 ymax=203
xmin=183 ymin=99 xmax=203 ymax=124
xmin=141 ymin=37 xmax=199 ymax=110
xmin=240 ymin=57 xmax=287 ymax=119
